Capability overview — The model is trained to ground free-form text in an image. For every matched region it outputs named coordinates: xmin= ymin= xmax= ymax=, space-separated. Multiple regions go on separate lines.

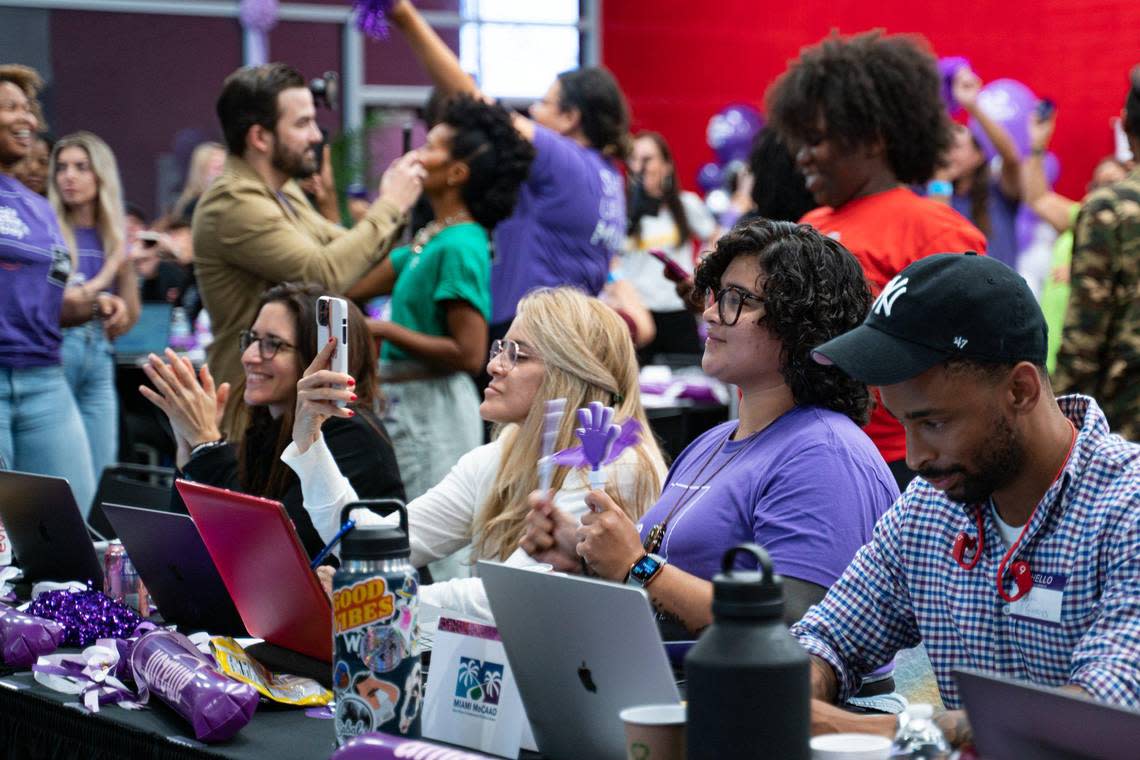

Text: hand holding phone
xmin=316 ymin=296 xmax=350 ymax=408
xmin=649 ymin=249 xmax=691 ymax=283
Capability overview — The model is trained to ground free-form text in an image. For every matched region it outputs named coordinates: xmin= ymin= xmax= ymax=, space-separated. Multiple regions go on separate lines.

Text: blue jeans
xmin=61 ymin=322 xmax=118 ymax=493
xmin=0 ymin=364 xmax=96 ymax=517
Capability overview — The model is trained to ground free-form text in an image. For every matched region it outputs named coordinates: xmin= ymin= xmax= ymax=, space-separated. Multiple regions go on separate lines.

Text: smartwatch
xmin=626 ymin=553 xmax=666 ymax=588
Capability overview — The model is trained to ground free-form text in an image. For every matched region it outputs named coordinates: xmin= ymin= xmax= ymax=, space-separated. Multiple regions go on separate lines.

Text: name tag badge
xmin=1008 ymin=573 xmax=1067 ymax=626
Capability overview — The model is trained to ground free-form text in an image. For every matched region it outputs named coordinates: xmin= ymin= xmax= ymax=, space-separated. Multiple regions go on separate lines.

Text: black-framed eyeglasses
xmin=704 ymin=286 xmax=764 ymax=326
xmin=488 ymin=339 xmax=534 ymax=371
xmin=239 ymin=329 xmax=296 ymax=360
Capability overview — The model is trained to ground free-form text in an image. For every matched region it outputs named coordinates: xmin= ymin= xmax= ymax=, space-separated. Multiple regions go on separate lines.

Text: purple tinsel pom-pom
xmin=353 ymin=0 xmax=396 ymax=40
xmin=27 ymin=587 xmax=143 ymax=647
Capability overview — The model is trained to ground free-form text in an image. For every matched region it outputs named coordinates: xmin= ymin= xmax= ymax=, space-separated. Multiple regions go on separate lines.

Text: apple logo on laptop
xmin=577 ymin=661 xmax=597 ymax=693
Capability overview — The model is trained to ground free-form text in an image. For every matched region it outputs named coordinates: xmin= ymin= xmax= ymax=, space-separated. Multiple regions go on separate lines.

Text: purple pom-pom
xmin=27 ymin=587 xmax=143 ymax=648
xmin=353 ymin=0 xmax=397 ymax=40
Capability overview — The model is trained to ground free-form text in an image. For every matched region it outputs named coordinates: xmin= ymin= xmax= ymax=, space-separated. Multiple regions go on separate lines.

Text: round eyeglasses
xmin=488 ymin=339 xmax=534 ymax=371
xmin=704 ymin=286 xmax=764 ymax=326
xmin=239 ymin=329 xmax=297 ymax=360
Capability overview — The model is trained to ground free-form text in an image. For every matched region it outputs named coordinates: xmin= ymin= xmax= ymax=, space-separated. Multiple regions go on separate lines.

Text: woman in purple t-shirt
xmin=0 ymin=66 xmax=124 ymax=512
xmin=48 ymin=131 xmax=140 ymax=512
xmin=523 ymin=220 xmax=899 ymax=635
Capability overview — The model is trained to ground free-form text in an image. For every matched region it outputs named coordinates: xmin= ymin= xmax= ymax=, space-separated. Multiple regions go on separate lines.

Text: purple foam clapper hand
xmin=576 ymin=402 xmax=621 ymax=498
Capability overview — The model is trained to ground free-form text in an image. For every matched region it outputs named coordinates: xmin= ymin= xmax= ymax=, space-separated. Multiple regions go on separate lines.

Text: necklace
xmin=644 ymin=428 xmax=754 ymax=554
xmin=410 ymin=213 xmax=473 ymax=253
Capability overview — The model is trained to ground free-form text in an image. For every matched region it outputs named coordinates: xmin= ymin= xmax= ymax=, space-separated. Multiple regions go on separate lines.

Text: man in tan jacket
xmin=193 ymin=63 xmax=423 ymax=436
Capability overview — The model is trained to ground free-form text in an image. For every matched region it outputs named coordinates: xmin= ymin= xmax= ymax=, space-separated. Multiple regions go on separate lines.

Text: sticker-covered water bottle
xmin=0 ymin=515 xmax=10 ymax=568
xmin=332 ymin=500 xmax=421 ymax=746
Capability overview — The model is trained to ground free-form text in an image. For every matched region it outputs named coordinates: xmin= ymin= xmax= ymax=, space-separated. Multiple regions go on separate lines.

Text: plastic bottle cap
xmin=907 ymin=703 xmax=934 ymax=720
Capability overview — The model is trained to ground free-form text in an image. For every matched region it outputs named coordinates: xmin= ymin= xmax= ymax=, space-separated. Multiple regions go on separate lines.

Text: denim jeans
xmin=61 ymin=321 xmax=118 ymax=493
xmin=0 ymin=364 xmax=97 ymax=516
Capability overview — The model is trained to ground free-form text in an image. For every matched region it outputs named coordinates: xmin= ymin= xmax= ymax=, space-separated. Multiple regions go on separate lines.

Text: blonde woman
xmin=283 ymin=287 xmax=666 ymax=621
xmin=49 ymin=131 xmax=140 ymax=509
xmin=166 ymin=141 xmax=225 ymax=225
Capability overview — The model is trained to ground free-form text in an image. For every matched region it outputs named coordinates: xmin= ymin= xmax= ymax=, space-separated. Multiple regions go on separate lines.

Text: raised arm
xmin=388 ymin=1 xmax=480 ymax=98
xmin=1022 ymin=111 xmax=1077 ymax=233
xmin=387 ymin=1 xmax=536 ymax=143
xmin=955 ymin=68 xmax=1022 ymax=199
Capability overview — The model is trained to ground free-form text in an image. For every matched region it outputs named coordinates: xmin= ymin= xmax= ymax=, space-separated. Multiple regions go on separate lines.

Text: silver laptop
xmin=956 ymin=668 xmax=1140 ymax=760
xmin=479 ymin=561 xmax=681 ymax=760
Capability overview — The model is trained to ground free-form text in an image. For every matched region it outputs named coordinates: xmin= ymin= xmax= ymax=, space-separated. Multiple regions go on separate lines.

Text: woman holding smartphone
xmin=139 ymin=282 xmax=405 ymax=559
xmin=286 ymin=287 xmax=666 ymax=620
xmin=622 ymin=131 xmax=717 ymax=361
xmin=49 ymin=131 xmax=141 ymax=500
xmin=346 ymin=94 xmax=533 ymax=503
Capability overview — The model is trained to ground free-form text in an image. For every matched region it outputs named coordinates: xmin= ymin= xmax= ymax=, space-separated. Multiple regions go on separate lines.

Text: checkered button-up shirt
xmin=792 ymin=395 xmax=1140 ymax=709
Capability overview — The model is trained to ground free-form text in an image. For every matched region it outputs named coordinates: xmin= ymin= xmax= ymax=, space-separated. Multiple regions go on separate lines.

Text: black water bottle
xmin=684 ymin=543 xmax=810 ymax=759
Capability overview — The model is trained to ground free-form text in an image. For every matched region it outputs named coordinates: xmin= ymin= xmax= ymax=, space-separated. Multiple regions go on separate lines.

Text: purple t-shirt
xmin=72 ymin=227 xmax=106 ymax=284
xmin=0 ymin=175 xmax=71 ymax=367
xmin=951 ymin=182 xmax=1019 ymax=270
xmin=637 ymin=406 xmax=898 ymax=589
xmin=490 ymin=125 xmax=625 ymax=324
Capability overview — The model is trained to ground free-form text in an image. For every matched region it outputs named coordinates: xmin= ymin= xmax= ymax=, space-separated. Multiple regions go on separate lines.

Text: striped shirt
xmin=792 ymin=395 xmax=1140 ymax=709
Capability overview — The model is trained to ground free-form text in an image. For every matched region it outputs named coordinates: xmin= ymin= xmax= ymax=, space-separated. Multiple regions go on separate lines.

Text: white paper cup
xmin=620 ymin=703 xmax=686 ymax=760
xmin=810 ymin=732 xmax=892 ymax=760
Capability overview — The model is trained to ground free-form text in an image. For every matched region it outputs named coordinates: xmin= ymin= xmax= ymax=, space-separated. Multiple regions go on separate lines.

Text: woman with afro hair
xmin=766 ymin=31 xmax=987 ymax=490
xmin=347 ymin=94 xmax=534 ymax=503
xmin=522 ymin=220 xmax=897 ymax=636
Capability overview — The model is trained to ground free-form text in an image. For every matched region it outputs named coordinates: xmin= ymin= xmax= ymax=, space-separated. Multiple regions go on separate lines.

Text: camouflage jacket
xmin=1053 ymin=167 xmax=1140 ymax=440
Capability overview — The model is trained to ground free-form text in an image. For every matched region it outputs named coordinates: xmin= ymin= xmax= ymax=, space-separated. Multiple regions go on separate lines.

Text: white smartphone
xmin=316 ymin=296 xmax=350 ymax=408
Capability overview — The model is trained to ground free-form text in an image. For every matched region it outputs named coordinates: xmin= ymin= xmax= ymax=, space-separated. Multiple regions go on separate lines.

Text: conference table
xmin=0 ymin=652 xmax=546 ymax=760
xmin=0 ymin=665 xmax=334 ymax=760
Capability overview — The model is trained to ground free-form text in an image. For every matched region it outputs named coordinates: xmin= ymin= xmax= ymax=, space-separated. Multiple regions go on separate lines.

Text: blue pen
xmin=310 ymin=518 xmax=356 ymax=569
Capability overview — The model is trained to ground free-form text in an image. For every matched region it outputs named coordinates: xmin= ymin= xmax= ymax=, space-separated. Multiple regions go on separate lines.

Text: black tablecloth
xmin=0 ymin=670 xmax=337 ymax=760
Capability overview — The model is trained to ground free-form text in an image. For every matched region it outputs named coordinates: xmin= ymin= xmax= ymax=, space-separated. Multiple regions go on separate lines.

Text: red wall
xmin=603 ymin=0 xmax=1140 ymax=200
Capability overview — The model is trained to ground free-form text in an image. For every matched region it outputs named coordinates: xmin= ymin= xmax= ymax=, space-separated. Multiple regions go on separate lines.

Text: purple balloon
xmin=938 ymin=56 xmax=972 ymax=116
xmin=968 ymin=78 xmax=1038 ymax=160
xmin=707 ymin=104 xmax=764 ymax=164
xmin=696 ymin=161 xmax=725 ymax=192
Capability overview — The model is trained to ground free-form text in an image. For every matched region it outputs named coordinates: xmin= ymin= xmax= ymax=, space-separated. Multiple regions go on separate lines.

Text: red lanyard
xmin=953 ymin=420 xmax=1077 ymax=602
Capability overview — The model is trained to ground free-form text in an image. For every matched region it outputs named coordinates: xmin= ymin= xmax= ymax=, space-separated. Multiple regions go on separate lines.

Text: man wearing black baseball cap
xmin=790 ymin=252 xmax=1140 ymax=746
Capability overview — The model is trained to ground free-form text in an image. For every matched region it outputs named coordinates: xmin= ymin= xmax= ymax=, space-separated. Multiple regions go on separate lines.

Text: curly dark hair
xmin=694 ymin=219 xmax=873 ymax=425
xmin=765 ymin=31 xmax=951 ymax=185
xmin=747 ymin=128 xmax=817 ymax=222
xmin=442 ymin=95 xmax=535 ymax=231
xmin=557 ymin=67 xmax=631 ymax=160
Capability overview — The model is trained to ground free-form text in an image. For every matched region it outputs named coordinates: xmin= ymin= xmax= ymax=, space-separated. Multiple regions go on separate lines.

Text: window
xmin=459 ymin=0 xmax=582 ymax=100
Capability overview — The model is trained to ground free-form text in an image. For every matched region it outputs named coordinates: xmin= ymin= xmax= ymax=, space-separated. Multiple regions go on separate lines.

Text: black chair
xmin=87 ymin=463 xmax=177 ymax=540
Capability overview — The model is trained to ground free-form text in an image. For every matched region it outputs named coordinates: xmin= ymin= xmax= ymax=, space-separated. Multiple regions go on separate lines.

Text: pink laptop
xmin=176 ymin=479 xmax=332 ymax=662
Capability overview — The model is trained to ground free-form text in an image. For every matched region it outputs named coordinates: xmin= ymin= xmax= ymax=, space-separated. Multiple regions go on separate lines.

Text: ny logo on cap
xmin=953 ymin=336 xmax=968 ymax=349
xmin=872 ymin=276 xmax=909 ymax=318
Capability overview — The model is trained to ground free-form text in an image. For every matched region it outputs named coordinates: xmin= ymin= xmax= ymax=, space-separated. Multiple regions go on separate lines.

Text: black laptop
xmin=956 ymin=668 xmax=1140 ymax=760
xmin=0 ymin=470 xmax=103 ymax=585
xmin=101 ymin=503 xmax=247 ymax=636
